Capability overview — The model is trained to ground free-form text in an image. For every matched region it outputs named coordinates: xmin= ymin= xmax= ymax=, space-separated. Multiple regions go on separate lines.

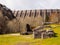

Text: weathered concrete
xmin=12 ymin=9 xmax=60 ymax=34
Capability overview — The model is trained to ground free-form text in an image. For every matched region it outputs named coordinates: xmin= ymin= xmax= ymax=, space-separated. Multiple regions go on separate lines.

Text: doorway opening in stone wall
xmin=26 ymin=24 xmax=32 ymax=34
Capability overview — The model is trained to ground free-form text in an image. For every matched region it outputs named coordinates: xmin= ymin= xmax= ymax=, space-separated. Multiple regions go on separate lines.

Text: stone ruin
xmin=33 ymin=26 xmax=55 ymax=39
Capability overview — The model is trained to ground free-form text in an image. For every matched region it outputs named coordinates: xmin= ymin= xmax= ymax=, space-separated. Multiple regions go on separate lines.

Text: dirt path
xmin=15 ymin=42 xmax=31 ymax=45
xmin=9 ymin=34 xmax=20 ymax=36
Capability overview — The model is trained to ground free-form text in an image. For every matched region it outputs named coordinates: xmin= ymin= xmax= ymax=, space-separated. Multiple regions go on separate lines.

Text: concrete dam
xmin=12 ymin=9 xmax=60 ymax=34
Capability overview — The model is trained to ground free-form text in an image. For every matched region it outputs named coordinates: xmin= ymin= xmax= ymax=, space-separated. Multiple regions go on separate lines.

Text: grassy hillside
xmin=0 ymin=24 xmax=60 ymax=45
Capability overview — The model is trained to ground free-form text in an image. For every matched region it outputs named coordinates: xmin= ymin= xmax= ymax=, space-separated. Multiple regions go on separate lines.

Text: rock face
xmin=0 ymin=4 xmax=15 ymax=34
xmin=0 ymin=4 xmax=15 ymax=20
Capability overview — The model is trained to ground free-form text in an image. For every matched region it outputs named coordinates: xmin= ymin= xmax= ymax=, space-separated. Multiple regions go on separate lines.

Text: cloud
xmin=0 ymin=0 xmax=60 ymax=10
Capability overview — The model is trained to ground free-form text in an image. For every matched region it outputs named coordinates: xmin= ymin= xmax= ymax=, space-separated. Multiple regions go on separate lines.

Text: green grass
xmin=0 ymin=24 xmax=60 ymax=45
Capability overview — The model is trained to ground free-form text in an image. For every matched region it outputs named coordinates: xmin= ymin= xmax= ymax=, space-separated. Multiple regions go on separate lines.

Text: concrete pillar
xmin=31 ymin=10 xmax=35 ymax=17
xmin=43 ymin=10 xmax=46 ymax=22
xmin=26 ymin=10 xmax=30 ymax=17
xmin=14 ymin=11 xmax=17 ymax=17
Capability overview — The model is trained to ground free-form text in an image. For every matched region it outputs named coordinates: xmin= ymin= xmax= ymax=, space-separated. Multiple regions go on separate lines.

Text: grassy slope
xmin=0 ymin=24 xmax=60 ymax=45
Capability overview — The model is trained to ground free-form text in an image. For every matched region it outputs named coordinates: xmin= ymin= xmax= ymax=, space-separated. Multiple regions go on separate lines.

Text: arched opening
xmin=26 ymin=24 xmax=32 ymax=32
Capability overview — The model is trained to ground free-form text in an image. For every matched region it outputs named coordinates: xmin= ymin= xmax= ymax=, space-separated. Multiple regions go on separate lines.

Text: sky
xmin=0 ymin=0 xmax=60 ymax=10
